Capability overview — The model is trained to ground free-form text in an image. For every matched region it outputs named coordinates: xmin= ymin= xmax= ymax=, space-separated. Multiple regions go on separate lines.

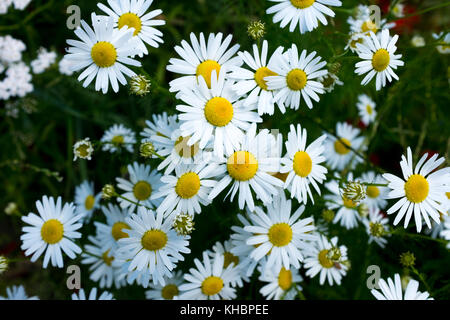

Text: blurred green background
xmin=0 ymin=0 xmax=449 ymax=299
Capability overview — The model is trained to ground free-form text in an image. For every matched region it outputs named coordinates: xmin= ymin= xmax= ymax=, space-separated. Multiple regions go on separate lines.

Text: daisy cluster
xmin=8 ymin=0 xmax=450 ymax=301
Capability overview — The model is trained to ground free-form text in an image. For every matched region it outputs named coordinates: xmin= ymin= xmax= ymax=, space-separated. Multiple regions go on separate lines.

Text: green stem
xmin=410 ymin=266 xmax=433 ymax=295
xmin=390 ymin=229 xmax=448 ymax=245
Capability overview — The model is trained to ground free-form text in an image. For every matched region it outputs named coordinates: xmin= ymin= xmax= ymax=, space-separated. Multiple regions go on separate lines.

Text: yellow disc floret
xmin=334 ymin=138 xmax=351 ymax=155
xmin=366 ymin=186 xmax=380 ymax=198
xmin=41 ymin=219 xmax=64 ymax=244
xmin=141 ymin=229 xmax=168 ymax=251
xmin=201 ymin=276 xmax=224 ymax=296
xmin=84 ymin=195 xmax=95 ymax=210
xmin=404 ymin=174 xmax=429 ymax=203
xmin=161 ymin=284 xmax=179 ymax=300
xmin=254 ymin=67 xmax=277 ymax=90
xmin=342 ymin=196 xmax=357 ymax=209
xmin=196 ymin=60 xmax=221 ymax=88
xmin=227 ymin=151 xmax=258 ymax=181
xmin=293 ymin=151 xmax=313 ymax=177
xmin=111 ymin=222 xmax=130 ymax=241
xmin=174 ymin=136 xmax=199 ymax=158
xmin=372 ymin=49 xmax=390 ymax=72
xmin=118 ymin=12 xmax=142 ymax=36
xmin=133 ymin=181 xmax=152 ymax=201
xmin=286 ymin=68 xmax=307 ymax=91
xmin=290 ymin=0 xmax=315 ymax=9
xmin=204 ymin=97 xmax=234 ymax=127
xmin=102 ymin=250 xmax=114 ymax=266
xmin=175 ymin=172 xmax=201 ymax=199
xmin=91 ymin=42 xmax=117 ymax=68
xmin=268 ymin=223 xmax=293 ymax=247
xmin=223 ymin=252 xmax=239 ymax=268
xmin=318 ymin=249 xmax=334 ymax=268
xmin=361 ymin=20 xmax=378 ymax=34
xmin=278 ymin=267 xmax=293 ymax=291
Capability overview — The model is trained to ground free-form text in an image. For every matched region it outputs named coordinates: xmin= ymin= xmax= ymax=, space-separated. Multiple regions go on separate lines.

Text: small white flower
xmin=145 ymin=270 xmax=184 ymax=300
xmin=21 ymin=196 xmax=83 ymax=268
xmin=258 ymin=262 xmax=303 ymax=300
xmin=74 ymin=180 xmax=101 ymax=223
xmin=0 ymin=285 xmax=39 ymax=300
xmin=101 ymin=124 xmax=136 ymax=154
xmin=356 ymin=94 xmax=377 ymax=126
xmin=73 ymin=137 xmax=94 ymax=161
xmin=71 ymin=288 xmax=114 ymax=300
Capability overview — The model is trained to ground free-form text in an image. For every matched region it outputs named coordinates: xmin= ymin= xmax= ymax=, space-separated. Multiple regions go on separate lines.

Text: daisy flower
xmin=73 ymin=137 xmax=94 ymax=161
xmin=166 ymin=32 xmax=242 ymax=93
xmin=244 ymin=192 xmax=317 ymax=273
xmin=356 ymin=94 xmax=377 ymax=126
xmin=371 ymin=273 xmax=433 ymax=300
xmin=116 ymin=162 xmax=163 ymax=211
xmin=74 ymin=180 xmax=101 ymax=223
xmin=81 ymin=235 xmax=126 ymax=289
xmin=21 ymin=196 xmax=83 ymax=268
xmin=176 ymin=68 xmax=262 ymax=157
xmin=151 ymin=162 xmax=218 ymax=217
xmin=347 ymin=17 xmax=393 ymax=37
xmin=362 ymin=207 xmax=390 ymax=248
xmin=410 ymin=35 xmax=425 ymax=48
xmin=101 ymin=123 xmax=136 ymax=154
xmin=178 ymin=251 xmax=239 ymax=300
xmin=71 ymin=288 xmax=114 ymax=300
xmin=258 ymin=263 xmax=303 ymax=300
xmin=355 ymin=29 xmax=404 ymax=91
xmin=64 ymin=13 xmax=141 ymax=93
xmin=230 ymin=213 xmax=263 ymax=278
xmin=318 ymin=71 xmax=343 ymax=93
xmin=145 ymin=270 xmax=184 ymax=300
xmin=207 ymin=240 xmax=248 ymax=287
xmin=208 ymin=124 xmax=283 ymax=211
xmin=324 ymin=172 xmax=361 ymax=229
xmin=359 ymin=171 xmax=388 ymax=210
xmin=0 ymin=285 xmax=39 ymax=300
xmin=303 ymin=235 xmax=348 ymax=286
xmin=266 ymin=0 xmax=342 ymax=34
xmin=280 ymin=123 xmax=328 ymax=204
xmin=382 ymin=147 xmax=450 ymax=233
xmin=94 ymin=203 xmax=132 ymax=254
xmin=116 ymin=207 xmax=191 ymax=286
xmin=266 ymin=43 xmax=327 ymax=110
xmin=344 ymin=32 xmax=367 ymax=53
xmin=323 ymin=122 xmax=366 ymax=171
xmin=98 ymin=0 xmax=165 ymax=57
xmin=229 ymin=40 xmax=285 ymax=115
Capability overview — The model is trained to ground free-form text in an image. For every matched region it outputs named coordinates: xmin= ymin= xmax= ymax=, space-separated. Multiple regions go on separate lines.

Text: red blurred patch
xmin=369 ymin=153 xmax=380 ymax=166
xmin=392 ymin=5 xmax=420 ymax=34
xmin=357 ymin=119 xmax=368 ymax=130
xmin=0 ymin=241 xmax=19 ymax=255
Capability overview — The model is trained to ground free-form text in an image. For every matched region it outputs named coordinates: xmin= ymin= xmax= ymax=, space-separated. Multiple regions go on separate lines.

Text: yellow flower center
xmin=366 ymin=104 xmax=373 ymax=115
xmin=91 ymin=41 xmax=117 ymax=68
xmin=293 ymin=151 xmax=312 ymax=177
xmin=118 ymin=12 xmax=142 ymax=36
xmin=286 ymin=69 xmax=307 ymax=91
xmin=133 ymin=181 xmax=152 ymax=201
xmin=201 ymin=276 xmax=224 ymax=296
xmin=334 ymin=138 xmax=351 ymax=155
xmin=278 ymin=267 xmax=293 ymax=291
xmin=204 ymin=97 xmax=234 ymax=127
xmin=41 ymin=219 xmax=64 ymax=244
xmin=76 ymin=144 xmax=90 ymax=157
xmin=161 ymin=284 xmax=179 ymax=300
xmin=111 ymin=221 xmax=130 ymax=241
xmin=254 ymin=67 xmax=277 ymax=90
xmin=175 ymin=172 xmax=201 ymax=199
xmin=196 ymin=60 xmax=221 ymax=88
xmin=404 ymin=174 xmax=429 ymax=203
xmin=318 ymin=249 xmax=334 ymax=268
xmin=290 ymin=0 xmax=315 ymax=9
xmin=223 ymin=252 xmax=239 ymax=268
xmin=102 ymin=250 xmax=114 ymax=266
xmin=111 ymin=135 xmax=124 ymax=146
xmin=366 ymin=186 xmax=380 ymax=198
xmin=350 ymin=37 xmax=364 ymax=49
xmin=447 ymin=192 xmax=450 ymax=199
xmin=227 ymin=151 xmax=259 ymax=181
xmin=174 ymin=136 xmax=199 ymax=159
xmin=372 ymin=49 xmax=390 ymax=72
xmin=84 ymin=195 xmax=95 ymax=210
xmin=268 ymin=223 xmax=293 ymax=247
xmin=141 ymin=229 xmax=168 ymax=251
xmin=361 ymin=20 xmax=378 ymax=34
xmin=273 ymin=172 xmax=289 ymax=182
xmin=342 ymin=196 xmax=357 ymax=209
